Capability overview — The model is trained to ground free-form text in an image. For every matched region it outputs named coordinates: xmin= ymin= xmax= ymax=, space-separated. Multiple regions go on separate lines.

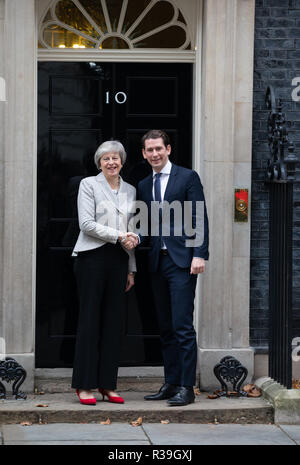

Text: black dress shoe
xmin=144 ymin=383 xmax=179 ymax=401
xmin=167 ymin=386 xmax=195 ymax=406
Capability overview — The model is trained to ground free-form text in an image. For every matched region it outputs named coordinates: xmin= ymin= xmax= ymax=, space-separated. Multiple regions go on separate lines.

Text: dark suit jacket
xmin=138 ymin=163 xmax=209 ymax=272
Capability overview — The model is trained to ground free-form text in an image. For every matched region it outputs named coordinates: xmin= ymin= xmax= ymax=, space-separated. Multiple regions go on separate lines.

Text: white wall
xmin=198 ymin=0 xmax=255 ymax=390
xmin=0 ymin=0 xmax=5 ymax=357
xmin=1 ymin=0 xmax=36 ymax=390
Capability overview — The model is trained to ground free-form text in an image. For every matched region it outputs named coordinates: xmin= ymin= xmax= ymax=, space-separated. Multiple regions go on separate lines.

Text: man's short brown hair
xmin=141 ymin=130 xmax=170 ymax=149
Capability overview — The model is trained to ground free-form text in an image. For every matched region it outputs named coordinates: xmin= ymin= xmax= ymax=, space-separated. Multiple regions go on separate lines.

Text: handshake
xmin=119 ymin=232 xmax=139 ymax=250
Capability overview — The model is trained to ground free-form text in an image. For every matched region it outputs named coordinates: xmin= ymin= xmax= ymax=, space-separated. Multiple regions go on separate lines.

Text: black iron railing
xmin=265 ymin=85 xmax=298 ymax=389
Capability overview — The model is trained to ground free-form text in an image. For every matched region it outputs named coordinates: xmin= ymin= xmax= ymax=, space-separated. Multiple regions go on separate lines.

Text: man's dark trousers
xmin=151 ymin=253 xmax=198 ymax=387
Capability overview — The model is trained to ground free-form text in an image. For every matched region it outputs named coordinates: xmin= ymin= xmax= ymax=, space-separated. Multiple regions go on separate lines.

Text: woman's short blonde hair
xmin=94 ymin=140 xmax=127 ymax=170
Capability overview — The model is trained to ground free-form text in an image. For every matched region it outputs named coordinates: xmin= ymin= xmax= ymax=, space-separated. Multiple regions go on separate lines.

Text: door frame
xmin=34 ymin=0 xmax=204 ymax=371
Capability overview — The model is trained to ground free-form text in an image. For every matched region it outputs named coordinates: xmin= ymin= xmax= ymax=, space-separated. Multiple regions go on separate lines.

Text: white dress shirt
xmin=152 ymin=159 xmax=172 ymax=201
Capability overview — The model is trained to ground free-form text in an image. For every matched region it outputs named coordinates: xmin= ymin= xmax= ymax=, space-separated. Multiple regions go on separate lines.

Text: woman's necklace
xmin=108 ymin=176 xmax=120 ymax=192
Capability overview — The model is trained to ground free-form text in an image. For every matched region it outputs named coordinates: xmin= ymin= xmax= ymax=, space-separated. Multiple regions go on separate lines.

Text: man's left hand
xmin=190 ymin=257 xmax=205 ymax=274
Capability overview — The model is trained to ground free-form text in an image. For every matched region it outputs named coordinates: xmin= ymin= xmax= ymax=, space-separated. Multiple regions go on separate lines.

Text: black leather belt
xmin=160 ymin=249 xmax=169 ymax=256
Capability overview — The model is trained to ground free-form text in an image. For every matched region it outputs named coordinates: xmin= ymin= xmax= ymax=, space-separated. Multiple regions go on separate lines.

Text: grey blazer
xmin=72 ymin=172 xmax=137 ymax=272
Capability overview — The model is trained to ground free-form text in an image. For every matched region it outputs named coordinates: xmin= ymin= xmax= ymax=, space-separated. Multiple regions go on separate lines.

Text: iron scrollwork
xmin=265 ymin=85 xmax=297 ymax=183
xmin=0 ymin=357 xmax=27 ymax=400
xmin=213 ymin=356 xmax=248 ymax=397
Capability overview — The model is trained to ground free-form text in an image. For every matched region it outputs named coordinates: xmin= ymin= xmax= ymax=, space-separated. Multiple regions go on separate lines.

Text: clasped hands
xmin=120 ymin=232 xmax=139 ymax=250
xmin=119 ymin=234 xmax=206 ymax=274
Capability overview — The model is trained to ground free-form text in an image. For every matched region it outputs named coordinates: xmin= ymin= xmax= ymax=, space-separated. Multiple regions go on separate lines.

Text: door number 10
xmin=106 ymin=91 xmax=127 ymax=104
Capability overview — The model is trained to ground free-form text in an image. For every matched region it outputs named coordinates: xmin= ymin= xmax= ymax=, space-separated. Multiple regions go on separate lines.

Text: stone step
xmin=0 ymin=391 xmax=274 ymax=425
xmin=34 ymin=369 xmax=165 ymax=393
xmin=34 ymin=377 xmax=165 ymax=394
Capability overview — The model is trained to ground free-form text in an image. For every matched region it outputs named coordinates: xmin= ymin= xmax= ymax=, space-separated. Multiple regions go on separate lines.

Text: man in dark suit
xmin=137 ymin=129 xmax=209 ymax=406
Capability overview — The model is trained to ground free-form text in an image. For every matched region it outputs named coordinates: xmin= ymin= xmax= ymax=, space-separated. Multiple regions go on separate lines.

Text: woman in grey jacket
xmin=71 ymin=140 xmax=138 ymax=405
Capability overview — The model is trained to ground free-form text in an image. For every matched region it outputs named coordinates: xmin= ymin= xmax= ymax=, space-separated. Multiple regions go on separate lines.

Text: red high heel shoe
xmin=76 ymin=389 xmax=96 ymax=405
xmin=99 ymin=388 xmax=124 ymax=404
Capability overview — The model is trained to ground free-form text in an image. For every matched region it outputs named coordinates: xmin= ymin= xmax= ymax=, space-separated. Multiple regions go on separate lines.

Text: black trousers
xmin=71 ymin=243 xmax=128 ymax=390
xmin=150 ymin=254 xmax=198 ymax=387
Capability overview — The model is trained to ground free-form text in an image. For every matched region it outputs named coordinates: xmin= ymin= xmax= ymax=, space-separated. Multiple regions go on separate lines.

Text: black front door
xmin=36 ymin=61 xmax=193 ymax=367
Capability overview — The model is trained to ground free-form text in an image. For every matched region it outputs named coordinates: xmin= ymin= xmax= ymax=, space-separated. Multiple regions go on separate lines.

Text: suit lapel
xmin=117 ymin=177 xmax=130 ymax=215
xmin=163 ymin=164 xmax=178 ymax=201
xmin=95 ymin=171 xmax=119 ymax=208
xmin=143 ymin=174 xmax=154 ymax=203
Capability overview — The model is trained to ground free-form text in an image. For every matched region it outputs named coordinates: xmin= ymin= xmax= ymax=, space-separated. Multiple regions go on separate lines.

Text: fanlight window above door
xmin=39 ymin=0 xmax=191 ymax=49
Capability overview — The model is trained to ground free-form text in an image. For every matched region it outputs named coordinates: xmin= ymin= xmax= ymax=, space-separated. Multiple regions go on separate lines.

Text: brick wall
xmin=251 ymin=0 xmax=300 ymax=348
